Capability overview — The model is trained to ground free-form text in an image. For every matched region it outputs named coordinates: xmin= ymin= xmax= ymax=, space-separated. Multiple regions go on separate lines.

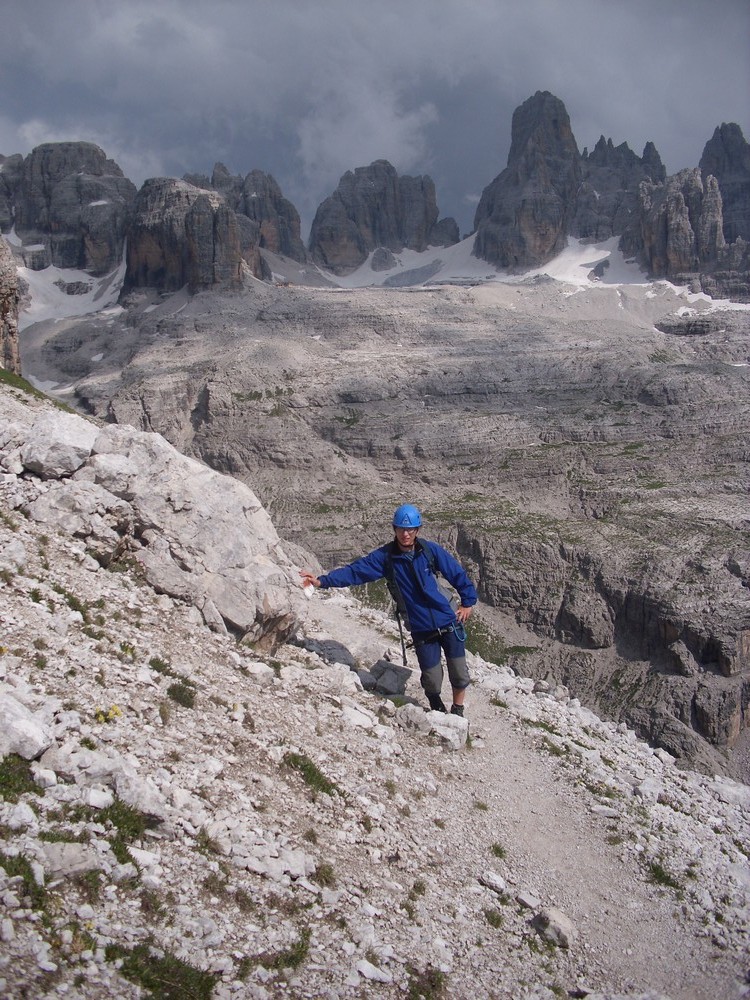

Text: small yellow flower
xmin=94 ymin=704 xmax=122 ymax=724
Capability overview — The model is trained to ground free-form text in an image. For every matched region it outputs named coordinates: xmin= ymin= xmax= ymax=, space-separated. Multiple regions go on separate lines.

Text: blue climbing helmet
xmin=392 ymin=503 xmax=422 ymax=528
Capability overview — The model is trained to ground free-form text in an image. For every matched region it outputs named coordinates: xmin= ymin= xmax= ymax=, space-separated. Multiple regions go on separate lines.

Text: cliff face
xmin=700 ymin=122 xmax=750 ymax=243
xmin=3 ymin=103 xmax=750 ymax=300
xmin=0 ymin=236 xmax=21 ymax=375
xmin=573 ymin=137 xmax=666 ymax=257
xmin=124 ymin=178 xmax=244 ymax=293
xmin=190 ymin=163 xmax=308 ymax=264
xmin=308 ymin=160 xmax=459 ymax=274
xmin=473 ymin=91 xmax=581 ymax=271
xmin=12 ymin=142 xmax=137 ymax=275
xmin=470 ymin=95 xmax=750 ymax=301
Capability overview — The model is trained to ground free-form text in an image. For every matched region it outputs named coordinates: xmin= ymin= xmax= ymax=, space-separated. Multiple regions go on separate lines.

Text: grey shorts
xmin=413 ymin=629 xmax=470 ymax=694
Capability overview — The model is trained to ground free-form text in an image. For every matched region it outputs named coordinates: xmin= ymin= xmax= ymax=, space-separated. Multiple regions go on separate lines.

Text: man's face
xmin=394 ymin=526 xmax=419 ymax=551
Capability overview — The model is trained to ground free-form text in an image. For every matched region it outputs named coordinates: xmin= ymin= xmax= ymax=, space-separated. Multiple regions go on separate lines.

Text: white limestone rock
xmin=19 ymin=410 xmax=99 ymax=478
xmin=0 ymin=691 xmax=53 ymax=759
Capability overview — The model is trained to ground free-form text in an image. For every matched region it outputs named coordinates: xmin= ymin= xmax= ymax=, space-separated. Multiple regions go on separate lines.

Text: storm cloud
xmin=2 ymin=0 xmax=749 ymax=235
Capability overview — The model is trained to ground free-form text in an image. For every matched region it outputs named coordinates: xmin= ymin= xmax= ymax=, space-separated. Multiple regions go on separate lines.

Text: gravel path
xmin=308 ymin=594 xmax=750 ymax=1000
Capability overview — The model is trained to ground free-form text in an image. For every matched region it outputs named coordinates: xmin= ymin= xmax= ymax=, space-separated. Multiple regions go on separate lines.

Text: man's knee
xmin=420 ymin=663 xmax=444 ymax=696
xmin=446 ymin=656 xmax=470 ymax=690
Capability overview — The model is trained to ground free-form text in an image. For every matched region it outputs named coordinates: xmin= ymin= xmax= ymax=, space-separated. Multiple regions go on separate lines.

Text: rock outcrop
xmin=638 ymin=168 xmax=725 ymax=275
xmin=125 ymin=178 xmax=244 ymax=293
xmin=0 ymin=153 xmax=24 ymax=232
xmin=636 ymin=165 xmax=750 ymax=297
xmin=574 ymin=137 xmax=666 ymax=256
xmin=0 ymin=235 xmax=21 ymax=375
xmin=10 ymin=142 xmax=136 ymax=275
xmin=473 ymin=91 xmax=581 ymax=271
xmin=471 ymin=94 xmax=749 ymax=300
xmin=210 ymin=164 xmax=307 ymax=263
xmin=0 ymin=387 xmax=304 ymax=645
xmin=700 ymin=122 xmax=750 ymax=243
xmin=308 ymin=160 xmax=459 ymax=274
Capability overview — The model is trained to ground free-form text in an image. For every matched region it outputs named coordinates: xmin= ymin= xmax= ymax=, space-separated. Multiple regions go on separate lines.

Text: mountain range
xmin=1 ymin=90 xmax=749 ymax=316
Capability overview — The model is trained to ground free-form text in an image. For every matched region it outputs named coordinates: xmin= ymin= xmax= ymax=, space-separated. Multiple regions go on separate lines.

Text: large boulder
xmin=125 ymin=178 xmax=244 ymax=293
xmin=0 ymin=235 xmax=21 ymax=374
xmin=13 ymin=142 xmax=136 ymax=275
xmin=473 ymin=91 xmax=581 ymax=271
xmin=1 ymin=392 xmax=305 ymax=646
xmin=309 ymin=159 xmax=458 ymax=274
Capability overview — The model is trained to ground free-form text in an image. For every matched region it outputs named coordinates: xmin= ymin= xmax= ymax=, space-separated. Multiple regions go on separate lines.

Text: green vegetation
xmin=464 ymin=615 xmax=507 ymax=665
xmin=0 ymin=754 xmax=43 ymax=803
xmin=648 ymin=349 xmax=676 ymax=364
xmin=0 ymin=368 xmax=76 ymax=412
xmin=98 ymin=797 xmax=156 ymax=865
xmin=406 ymin=965 xmax=447 ymax=1000
xmin=166 ymin=680 xmax=196 ymax=709
xmin=524 ymin=719 xmax=560 ymax=735
xmin=51 ymin=582 xmax=89 ymax=620
xmin=282 ymin=752 xmax=340 ymax=797
xmin=256 ymin=927 xmax=311 ymax=971
xmin=313 ymin=862 xmax=336 ymax=888
xmin=232 ymin=389 xmax=263 ymax=402
xmin=0 ymin=510 xmax=20 ymax=531
xmin=540 ymin=737 xmax=568 ymax=758
xmin=484 ymin=908 xmax=504 ymax=928
xmin=0 ymin=851 xmax=46 ymax=910
xmin=334 ymin=409 xmax=361 ymax=427
xmin=490 ymin=843 xmax=506 ymax=859
xmin=351 ymin=576 xmax=392 ymax=614
xmin=106 ymin=942 xmax=219 ymax=999
xmin=647 ymin=859 xmax=683 ymax=891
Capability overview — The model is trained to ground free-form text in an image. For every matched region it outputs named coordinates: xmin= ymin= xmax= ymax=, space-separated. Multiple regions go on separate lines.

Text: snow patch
xmin=18 ymin=252 xmax=126 ymax=331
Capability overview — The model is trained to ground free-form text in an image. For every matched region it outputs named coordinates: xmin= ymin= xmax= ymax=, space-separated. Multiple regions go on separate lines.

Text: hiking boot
xmin=450 ymin=704 xmax=464 ymax=718
xmin=427 ymin=695 xmax=447 ymax=713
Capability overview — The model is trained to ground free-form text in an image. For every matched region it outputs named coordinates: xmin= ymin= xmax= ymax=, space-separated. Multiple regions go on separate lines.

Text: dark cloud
xmin=2 ymin=0 xmax=748 ymax=236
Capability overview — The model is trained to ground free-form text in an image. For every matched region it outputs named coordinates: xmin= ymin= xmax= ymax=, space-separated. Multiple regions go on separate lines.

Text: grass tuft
xmin=283 ymin=752 xmax=340 ymax=797
xmin=105 ymin=942 xmax=219 ymax=999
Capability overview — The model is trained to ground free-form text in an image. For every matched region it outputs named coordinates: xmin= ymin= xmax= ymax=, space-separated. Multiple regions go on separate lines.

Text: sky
xmin=2 ymin=0 xmax=749 ymax=239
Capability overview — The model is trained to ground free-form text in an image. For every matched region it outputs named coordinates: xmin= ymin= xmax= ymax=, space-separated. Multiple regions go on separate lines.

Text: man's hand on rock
xmin=300 ymin=571 xmax=321 ymax=588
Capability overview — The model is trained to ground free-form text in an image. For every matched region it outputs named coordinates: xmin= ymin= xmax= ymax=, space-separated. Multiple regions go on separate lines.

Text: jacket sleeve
xmin=318 ymin=547 xmax=388 ymax=589
xmin=430 ymin=543 xmax=478 ymax=607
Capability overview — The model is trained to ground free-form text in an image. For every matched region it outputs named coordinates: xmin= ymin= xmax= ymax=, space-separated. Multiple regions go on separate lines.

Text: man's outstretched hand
xmin=456 ymin=605 xmax=473 ymax=623
xmin=299 ymin=571 xmax=321 ymax=588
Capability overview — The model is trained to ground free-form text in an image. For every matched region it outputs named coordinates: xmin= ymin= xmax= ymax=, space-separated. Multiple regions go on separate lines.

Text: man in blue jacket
xmin=300 ymin=504 xmax=478 ymax=717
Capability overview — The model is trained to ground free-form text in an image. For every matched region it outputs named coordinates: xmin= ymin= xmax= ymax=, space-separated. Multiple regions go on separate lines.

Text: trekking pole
xmin=396 ymin=612 xmax=408 ymax=667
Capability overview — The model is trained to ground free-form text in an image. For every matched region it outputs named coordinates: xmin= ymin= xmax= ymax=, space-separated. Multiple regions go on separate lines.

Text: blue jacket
xmin=319 ymin=538 xmax=477 ymax=634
